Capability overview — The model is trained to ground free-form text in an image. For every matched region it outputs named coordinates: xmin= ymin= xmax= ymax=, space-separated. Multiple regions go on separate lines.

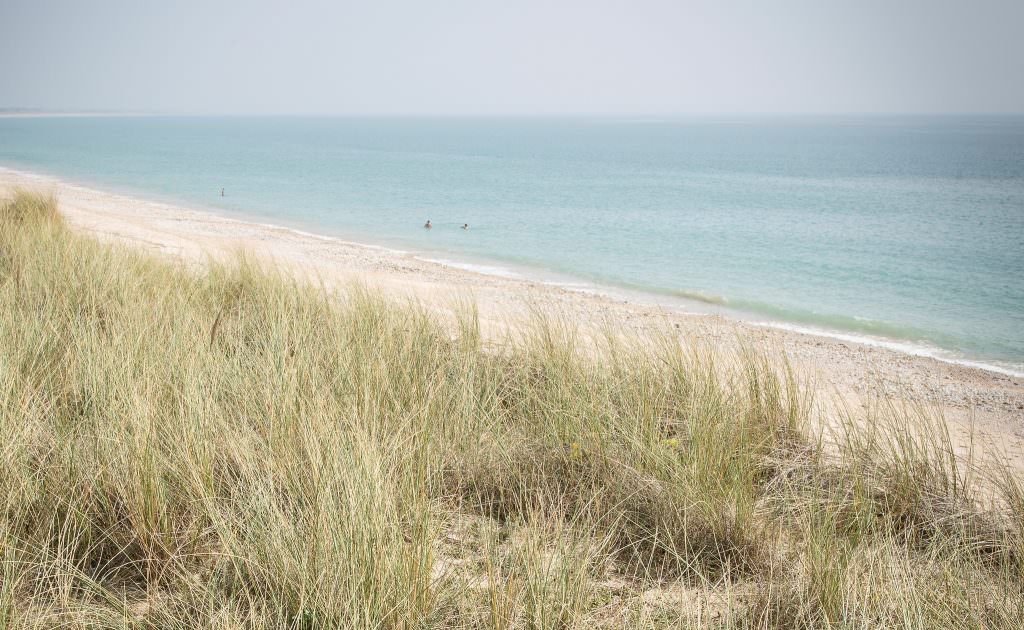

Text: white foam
xmin=416 ymin=257 xmax=523 ymax=279
xmin=755 ymin=320 xmax=1024 ymax=379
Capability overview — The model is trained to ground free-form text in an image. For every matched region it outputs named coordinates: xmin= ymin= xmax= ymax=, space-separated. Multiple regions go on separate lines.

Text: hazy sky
xmin=2 ymin=0 xmax=1022 ymax=115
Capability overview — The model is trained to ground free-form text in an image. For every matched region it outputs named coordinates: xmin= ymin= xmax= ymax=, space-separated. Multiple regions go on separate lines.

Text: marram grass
xmin=0 ymin=190 xmax=1021 ymax=628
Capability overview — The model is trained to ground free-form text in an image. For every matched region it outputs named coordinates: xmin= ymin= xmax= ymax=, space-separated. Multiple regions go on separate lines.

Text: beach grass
xmin=1 ymin=190 xmax=1022 ymax=628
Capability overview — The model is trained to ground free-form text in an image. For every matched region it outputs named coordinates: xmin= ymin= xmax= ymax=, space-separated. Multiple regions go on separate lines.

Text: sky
xmin=1 ymin=0 xmax=1023 ymax=115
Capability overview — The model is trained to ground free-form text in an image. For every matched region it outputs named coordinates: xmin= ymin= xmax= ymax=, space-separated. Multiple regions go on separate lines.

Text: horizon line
xmin=3 ymin=108 xmax=1024 ymax=119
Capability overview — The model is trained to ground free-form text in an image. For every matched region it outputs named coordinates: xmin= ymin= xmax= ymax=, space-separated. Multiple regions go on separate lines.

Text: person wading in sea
xmin=424 ymin=220 xmax=432 ymax=229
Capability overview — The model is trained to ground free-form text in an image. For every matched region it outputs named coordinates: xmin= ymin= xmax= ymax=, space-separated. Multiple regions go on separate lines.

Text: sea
xmin=1 ymin=115 xmax=1022 ymax=375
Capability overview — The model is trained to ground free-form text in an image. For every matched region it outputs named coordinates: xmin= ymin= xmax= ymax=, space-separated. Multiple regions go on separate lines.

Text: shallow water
xmin=2 ymin=115 xmax=1022 ymax=371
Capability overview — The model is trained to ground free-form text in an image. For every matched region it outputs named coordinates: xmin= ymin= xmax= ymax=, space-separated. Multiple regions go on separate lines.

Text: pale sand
xmin=3 ymin=167 xmax=1022 ymax=467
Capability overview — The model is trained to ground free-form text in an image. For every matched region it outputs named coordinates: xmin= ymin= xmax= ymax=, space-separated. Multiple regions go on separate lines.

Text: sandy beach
xmin=6 ymin=3 xmax=1024 ymax=622
xmin=2 ymin=166 xmax=1022 ymax=465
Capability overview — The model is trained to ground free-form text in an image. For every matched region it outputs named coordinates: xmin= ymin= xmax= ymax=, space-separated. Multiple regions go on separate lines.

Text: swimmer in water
xmin=220 ymin=187 xmax=225 ymax=197
xmin=462 ymin=223 xmax=469 ymax=230
xmin=424 ymin=220 xmax=432 ymax=229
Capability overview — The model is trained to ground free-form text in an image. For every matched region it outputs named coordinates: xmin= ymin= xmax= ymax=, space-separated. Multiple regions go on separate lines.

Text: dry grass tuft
xmin=1 ymin=191 xmax=1022 ymax=628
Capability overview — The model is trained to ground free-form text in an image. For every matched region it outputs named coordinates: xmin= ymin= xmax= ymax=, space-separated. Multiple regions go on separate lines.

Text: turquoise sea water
xmin=1 ymin=116 xmax=1022 ymax=373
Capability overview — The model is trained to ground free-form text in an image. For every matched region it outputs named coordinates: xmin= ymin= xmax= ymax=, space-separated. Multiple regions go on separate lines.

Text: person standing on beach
xmin=424 ymin=220 xmax=432 ymax=229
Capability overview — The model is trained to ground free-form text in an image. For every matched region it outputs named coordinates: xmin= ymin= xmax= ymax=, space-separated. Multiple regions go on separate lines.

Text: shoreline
xmin=2 ymin=163 xmax=1021 ymax=380
xmin=2 ymin=165 xmax=1022 ymax=460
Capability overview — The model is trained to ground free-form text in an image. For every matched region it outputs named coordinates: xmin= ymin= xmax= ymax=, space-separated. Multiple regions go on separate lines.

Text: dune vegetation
xmin=1 ymin=190 xmax=1022 ymax=628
